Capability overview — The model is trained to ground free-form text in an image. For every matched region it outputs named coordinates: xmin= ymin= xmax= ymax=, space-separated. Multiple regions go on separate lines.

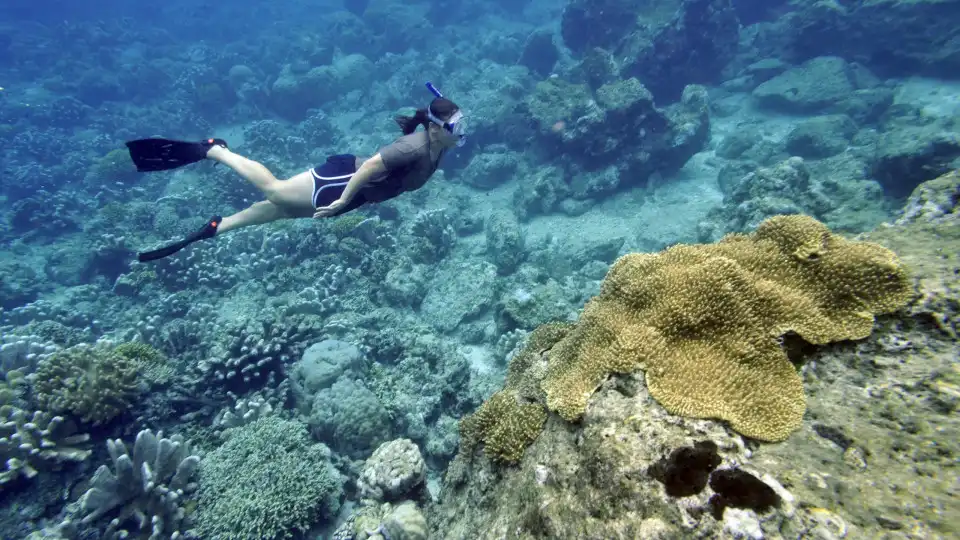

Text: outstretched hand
xmin=314 ymin=198 xmax=348 ymax=219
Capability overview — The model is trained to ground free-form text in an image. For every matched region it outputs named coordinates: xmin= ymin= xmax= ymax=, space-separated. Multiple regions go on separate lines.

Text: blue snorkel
xmin=426 ymin=81 xmax=444 ymax=98
xmin=425 ymin=81 xmax=466 ymax=147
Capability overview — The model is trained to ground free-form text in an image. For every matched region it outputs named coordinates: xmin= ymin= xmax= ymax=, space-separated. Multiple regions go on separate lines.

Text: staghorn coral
xmin=542 ymin=214 xmax=911 ymax=441
xmin=195 ymin=417 xmax=342 ymax=539
xmin=32 ymin=343 xmax=141 ymax=425
xmin=0 ymin=406 xmax=91 ymax=490
xmin=63 ymin=429 xmax=200 ymax=540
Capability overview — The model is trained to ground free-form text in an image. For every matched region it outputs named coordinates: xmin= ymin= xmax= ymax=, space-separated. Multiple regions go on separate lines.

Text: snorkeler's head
xmin=394 ymin=83 xmax=467 ymax=147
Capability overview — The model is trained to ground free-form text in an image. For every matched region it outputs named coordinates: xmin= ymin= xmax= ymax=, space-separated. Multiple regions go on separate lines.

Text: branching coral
xmin=195 ymin=417 xmax=342 ymax=539
xmin=197 ymin=314 xmax=322 ymax=395
xmin=62 ymin=429 xmax=199 ymax=539
xmin=0 ymin=406 xmax=91 ymax=490
xmin=113 ymin=341 xmax=174 ymax=386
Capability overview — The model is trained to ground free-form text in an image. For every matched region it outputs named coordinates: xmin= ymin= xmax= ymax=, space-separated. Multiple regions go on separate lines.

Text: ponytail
xmin=394 ymin=108 xmax=431 ymax=135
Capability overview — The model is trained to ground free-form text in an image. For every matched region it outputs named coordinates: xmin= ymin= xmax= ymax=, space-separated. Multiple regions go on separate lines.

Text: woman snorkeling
xmin=127 ymin=83 xmax=467 ymax=262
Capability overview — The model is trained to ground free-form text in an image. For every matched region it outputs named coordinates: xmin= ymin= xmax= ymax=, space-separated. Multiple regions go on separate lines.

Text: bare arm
xmin=339 ymin=153 xmax=387 ymax=204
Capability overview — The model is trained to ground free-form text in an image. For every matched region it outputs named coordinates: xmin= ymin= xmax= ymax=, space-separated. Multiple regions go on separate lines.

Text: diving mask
xmin=428 ymin=108 xmax=468 ymax=147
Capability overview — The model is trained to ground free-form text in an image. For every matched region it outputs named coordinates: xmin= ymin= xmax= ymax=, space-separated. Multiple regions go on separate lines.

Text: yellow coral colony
xmin=542 ymin=215 xmax=911 ymax=442
xmin=459 ymin=323 xmax=572 ymax=463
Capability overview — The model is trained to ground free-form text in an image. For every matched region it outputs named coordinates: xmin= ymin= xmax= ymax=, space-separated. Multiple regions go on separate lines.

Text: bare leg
xmin=218 ymin=200 xmax=291 ymax=234
xmin=206 ymin=146 xmax=314 ymax=210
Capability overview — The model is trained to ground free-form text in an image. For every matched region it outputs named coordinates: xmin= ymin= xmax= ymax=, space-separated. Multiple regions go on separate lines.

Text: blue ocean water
xmin=1 ymin=0 xmax=958 ymax=538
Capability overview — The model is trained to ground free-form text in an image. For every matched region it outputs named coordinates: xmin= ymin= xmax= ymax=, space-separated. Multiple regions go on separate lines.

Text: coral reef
xmin=5 ymin=4 xmax=960 ymax=540
xmin=433 ymin=176 xmax=959 ymax=539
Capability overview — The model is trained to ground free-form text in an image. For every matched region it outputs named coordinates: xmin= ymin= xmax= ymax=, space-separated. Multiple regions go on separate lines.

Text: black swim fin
xmin=137 ymin=216 xmax=222 ymax=262
xmin=125 ymin=138 xmax=228 ymax=172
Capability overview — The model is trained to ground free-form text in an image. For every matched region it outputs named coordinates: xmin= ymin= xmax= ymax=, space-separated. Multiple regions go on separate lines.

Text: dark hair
xmin=394 ymin=97 xmax=460 ymax=135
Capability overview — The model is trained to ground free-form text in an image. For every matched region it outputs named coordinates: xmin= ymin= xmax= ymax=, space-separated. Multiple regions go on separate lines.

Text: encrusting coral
xmin=458 ymin=323 xmax=572 ymax=463
xmin=543 ymin=214 xmax=911 ymax=441
xmin=460 ymin=215 xmax=912 ymax=464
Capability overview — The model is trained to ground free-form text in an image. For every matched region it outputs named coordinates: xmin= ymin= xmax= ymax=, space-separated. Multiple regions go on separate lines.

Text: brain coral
xmin=542 ymin=214 xmax=912 ymax=441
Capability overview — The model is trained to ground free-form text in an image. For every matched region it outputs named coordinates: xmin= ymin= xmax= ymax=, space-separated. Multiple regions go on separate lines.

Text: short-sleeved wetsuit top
xmin=362 ymin=130 xmax=444 ymax=202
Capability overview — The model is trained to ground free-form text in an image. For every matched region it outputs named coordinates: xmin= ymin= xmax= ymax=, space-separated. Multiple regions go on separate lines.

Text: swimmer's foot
xmin=205 ymin=140 xmax=230 ymax=160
